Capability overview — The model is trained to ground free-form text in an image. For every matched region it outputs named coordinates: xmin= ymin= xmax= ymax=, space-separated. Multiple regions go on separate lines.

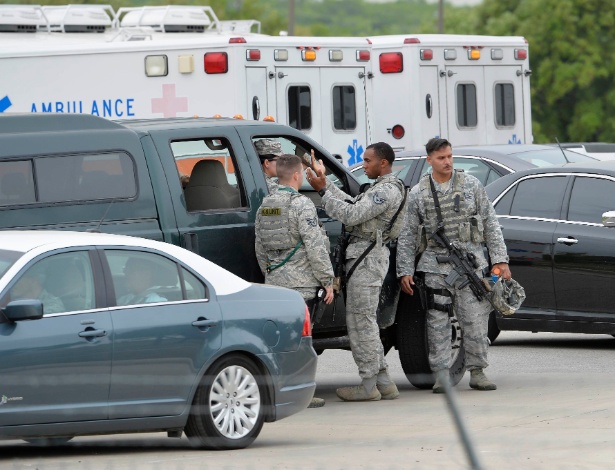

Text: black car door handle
xmin=192 ymin=319 xmax=218 ymax=328
xmin=557 ymin=237 xmax=578 ymax=245
xmin=78 ymin=329 xmax=107 ymax=338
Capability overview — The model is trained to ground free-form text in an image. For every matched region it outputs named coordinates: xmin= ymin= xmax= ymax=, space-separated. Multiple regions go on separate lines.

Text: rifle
xmin=430 ymin=224 xmax=502 ymax=315
xmin=332 ymin=226 xmax=348 ymax=294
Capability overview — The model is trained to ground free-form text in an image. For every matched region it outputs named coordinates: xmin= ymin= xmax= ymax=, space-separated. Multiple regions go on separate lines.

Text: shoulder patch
xmin=306 ymin=216 xmax=318 ymax=227
xmin=261 ymin=207 xmax=282 ymax=216
xmin=373 ymin=192 xmax=386 ymax=204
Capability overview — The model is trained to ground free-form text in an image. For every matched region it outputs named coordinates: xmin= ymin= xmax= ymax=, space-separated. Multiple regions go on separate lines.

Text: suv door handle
xmin=557 ymin=237 xmax=578 ymax=245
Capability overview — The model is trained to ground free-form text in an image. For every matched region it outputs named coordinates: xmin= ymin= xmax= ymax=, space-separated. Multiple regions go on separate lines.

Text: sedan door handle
xmin=557 ymin=237 xmax=578 ymax=245
xmin=192 ymin=319 xmax=218 ymax=328
xmin=79 ymin=329 xmax=107 ymax=338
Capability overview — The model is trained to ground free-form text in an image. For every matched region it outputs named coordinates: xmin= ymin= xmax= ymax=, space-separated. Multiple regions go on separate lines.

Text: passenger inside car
xmin=117 ymin=258 xmax=168 ymax=306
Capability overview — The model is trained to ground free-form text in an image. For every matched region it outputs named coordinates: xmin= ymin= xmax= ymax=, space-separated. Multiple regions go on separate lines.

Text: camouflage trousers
xmin=345 ymin=253 xmax=389 ymax=379
xmin=424 ymin=271 xmax=491 ymax=373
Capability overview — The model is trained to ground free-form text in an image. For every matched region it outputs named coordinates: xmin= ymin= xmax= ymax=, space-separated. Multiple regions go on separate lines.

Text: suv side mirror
xmin=3 ymin=300 xmax=44 ymax=322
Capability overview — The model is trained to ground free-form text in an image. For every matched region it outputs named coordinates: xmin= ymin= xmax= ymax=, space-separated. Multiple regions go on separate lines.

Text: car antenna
xmin=555 ymin=137 xmax=570 ymax=163
xmin=87 ymin=199 xmax=115 ymax=233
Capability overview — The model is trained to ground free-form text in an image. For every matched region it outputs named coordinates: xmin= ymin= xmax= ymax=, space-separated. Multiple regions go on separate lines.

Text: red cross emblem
xmin=151 ymin=84 xmax=188 ymax=118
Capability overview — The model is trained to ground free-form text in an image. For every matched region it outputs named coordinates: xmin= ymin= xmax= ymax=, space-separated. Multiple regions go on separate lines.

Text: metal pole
xmin=438 ymin=0 xmax=444 ymax=34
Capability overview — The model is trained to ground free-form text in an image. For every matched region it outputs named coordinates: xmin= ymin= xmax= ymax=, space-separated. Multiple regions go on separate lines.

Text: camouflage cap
xmin=491 ymin=278 xmax=526 ymax=316
xmin=254 ymin=139 xmax=284 ymax=159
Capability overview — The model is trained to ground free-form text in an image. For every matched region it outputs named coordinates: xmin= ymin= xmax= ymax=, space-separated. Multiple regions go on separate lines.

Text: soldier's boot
xmin=336 ymin=376 xmax=381 ymax=402
xmin=376 ymin=368 xmax=399 ymax=400
xmin=469 ymin=368 xmax=497 ymax=391
xmin=307 ymin=397 xmax=325 ymax=408
xmin=432 ymin=370 xmax=448 ymax=394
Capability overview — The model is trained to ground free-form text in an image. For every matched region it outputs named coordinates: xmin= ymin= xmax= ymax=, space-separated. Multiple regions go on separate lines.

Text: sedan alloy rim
xmin=209 ymin=365 xmax=261 ymax=439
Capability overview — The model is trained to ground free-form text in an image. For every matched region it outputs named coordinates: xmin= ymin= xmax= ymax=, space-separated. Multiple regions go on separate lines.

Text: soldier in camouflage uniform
xmin=255 ymin=154 xmax=334 ymax=408
xmin=397 ymin=138 xmax=511 ymax=393
xmin=306 ymin=142 xmax=407 ymax=402
xmin=254 ymin=138 xmax=283 ymax=193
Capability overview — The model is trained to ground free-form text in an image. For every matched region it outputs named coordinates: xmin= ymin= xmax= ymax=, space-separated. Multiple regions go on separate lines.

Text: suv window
xmin=170 ymin=138 xmax=246 ymax=212
xmin=567 ymin=176 xmax=615 ymax=224
xmin=509 ymin=176 xmax=568 ymax=219
xmin=0 ymin=153 xmax=137 ymax=207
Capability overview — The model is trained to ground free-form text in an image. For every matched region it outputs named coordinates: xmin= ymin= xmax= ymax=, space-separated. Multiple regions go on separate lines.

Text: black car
xmin=485 ymin=160 xmax=615 ymax=342
xmin=350 ymin=144 xmax=595 ymax=188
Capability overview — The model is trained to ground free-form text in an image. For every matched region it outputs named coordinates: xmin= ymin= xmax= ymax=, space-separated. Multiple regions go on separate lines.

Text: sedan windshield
xmin=512 ymin=149 xmax=596 ymax=167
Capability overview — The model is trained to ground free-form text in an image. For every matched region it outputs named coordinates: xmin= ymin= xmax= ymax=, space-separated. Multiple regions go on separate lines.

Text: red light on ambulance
xmin=246 ymin=49 xmax=261 ymax=61
xmin=514 ymin=49 xmax=527 ymax=60
xmin=356 ymin=50 xmax=370 ymax=61
xmin=404 ymin=37 xmax=420 ymax=44
xmin=204 ymin=52 xmax=228 ymax=74
xmin=229 ymin=37 xmax=247 ymax=44
xmin=420 ymin=49 xmax=433 ymax=60
xmin=379 ymin=52 xmax=403 ymax=74
xmin=391 ymin=125 xmax=405 ymax=139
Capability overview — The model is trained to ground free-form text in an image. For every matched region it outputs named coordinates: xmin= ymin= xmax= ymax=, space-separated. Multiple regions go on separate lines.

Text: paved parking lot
xmin=2 ymin=332 xmax=615 ymax=469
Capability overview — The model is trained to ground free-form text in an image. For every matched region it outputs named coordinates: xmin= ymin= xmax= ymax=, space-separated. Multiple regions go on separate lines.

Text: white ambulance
xmin=0 ymin=4 xmax=533 ymax=165
xmin=367 ymin=34 xmax=533 ymax=150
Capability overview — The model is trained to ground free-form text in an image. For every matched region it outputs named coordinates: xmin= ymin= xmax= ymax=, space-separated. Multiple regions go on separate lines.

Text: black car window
xmin=567 ymin=176 xmax=615 ymax=224
xmin=509 ymin=176 xmax=568 ymax=219
xmin=494 ymin=184 xmax=516 ymax=215
xmin=3 ymin=251 xmax=95 ymax=315
xmin=105 ymin=250 xmax=182 ymax=306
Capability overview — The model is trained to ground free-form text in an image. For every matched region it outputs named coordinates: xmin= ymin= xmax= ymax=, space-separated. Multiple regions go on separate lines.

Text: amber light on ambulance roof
xmin=379 ymin=52 xmax=403 ymax=73
xmin=204 ymin=52 xmax=228 ymax=74
xmin=302 ymin=49 xmax=317 ymax=61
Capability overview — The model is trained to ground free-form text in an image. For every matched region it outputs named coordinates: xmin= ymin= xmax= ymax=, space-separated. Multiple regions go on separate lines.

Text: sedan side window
xmin=4 ymin=251 xmax=95 ymax=315
xmin=509 ymin=176 xmax=568 ymax=220
xmin=567 ymin=176 xmax=615 ymax=224
xmin=105 ymin=251 xmax=181 ymax=306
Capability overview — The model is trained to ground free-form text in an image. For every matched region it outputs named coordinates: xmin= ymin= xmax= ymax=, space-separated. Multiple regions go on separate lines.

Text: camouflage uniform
xmin=321 ymin=175 xmax=406 ymax=381
xmin=397 ymin=170 xmax=509 ymax=373
xmin=254 ymin=139 xmax=282 ymax=194
xmin=255 ymin=185 xmax=333 ymax=301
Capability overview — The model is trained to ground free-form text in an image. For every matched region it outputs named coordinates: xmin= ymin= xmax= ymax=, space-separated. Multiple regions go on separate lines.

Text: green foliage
xmin=451 ymin=0 xmax=615 ymax=143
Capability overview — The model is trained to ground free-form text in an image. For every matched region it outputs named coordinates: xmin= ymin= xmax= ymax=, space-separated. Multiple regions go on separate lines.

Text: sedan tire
xmin=185 ymin=354 xmax=265 ymax=450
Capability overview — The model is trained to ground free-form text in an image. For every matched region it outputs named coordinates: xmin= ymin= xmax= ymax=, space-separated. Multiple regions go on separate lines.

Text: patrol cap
xmin=491 ymin=277 xmax=526 ymax=316
xmin=254 ymin=139 xmax=284 ymax=160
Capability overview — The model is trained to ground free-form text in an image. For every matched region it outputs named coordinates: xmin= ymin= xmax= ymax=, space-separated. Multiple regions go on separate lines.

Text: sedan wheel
xmin=185 ymin=354 xmax=265 ymax=450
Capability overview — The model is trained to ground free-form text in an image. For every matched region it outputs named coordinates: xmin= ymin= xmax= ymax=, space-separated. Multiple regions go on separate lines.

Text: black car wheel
xmin=487 ymin=311 xmax=501 ymax=344
xmin=185 ymin=354 xmax=265 ymax=450
xmin=396 ymin=292 xmax=466 ymax=389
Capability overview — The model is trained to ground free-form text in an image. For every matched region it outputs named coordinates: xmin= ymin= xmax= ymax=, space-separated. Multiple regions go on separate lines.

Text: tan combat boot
xmin=469 ymin=368 xmax=497 ymax=391
xmin=336 ymin=376 xmax=381 ymax=402
xmin=432 ymin=370 xmax=448 ymax=394
xmin=376 ymin=368 xmax=399 ymax=400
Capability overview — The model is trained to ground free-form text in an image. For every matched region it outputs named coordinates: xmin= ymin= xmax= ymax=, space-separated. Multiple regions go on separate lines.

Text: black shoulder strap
xmin=428 ymin=176 xmax=444 ymax=226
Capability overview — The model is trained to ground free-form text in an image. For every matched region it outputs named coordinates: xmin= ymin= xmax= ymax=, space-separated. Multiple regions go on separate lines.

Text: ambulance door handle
xmin=277 ymin=72 xmax=287 ymax=79
xmin=447 ymin=70 xmax=457 ymax=77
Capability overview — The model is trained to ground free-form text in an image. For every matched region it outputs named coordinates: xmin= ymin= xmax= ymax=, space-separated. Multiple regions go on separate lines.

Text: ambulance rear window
xmin=288 ymin=86 xmax=312 ymax=131
xmin=456 ymin=83 xmax=477 ymax=128
xmin=495 ymin=83 xmax=515 ymax=127
xmin=332 ymin=86 xmax=356 ymax=131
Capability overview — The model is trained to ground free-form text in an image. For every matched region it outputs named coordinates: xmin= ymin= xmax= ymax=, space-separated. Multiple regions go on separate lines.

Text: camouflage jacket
xmin=255 ymin=186 xmax=333 ymax=294
xmin=396 ymin=171 xmax=509 ymax=277
xmin=322 ymin=173 xmax=406 ymax=260
xmin=265 ymin=175 xmax=278 ymax=193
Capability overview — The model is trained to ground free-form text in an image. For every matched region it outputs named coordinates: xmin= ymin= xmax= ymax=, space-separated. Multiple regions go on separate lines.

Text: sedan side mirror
xmin=602 ymin=211 xmax=615 ymax=227
xmin=3 ymin=300 xmax=44 ymax=322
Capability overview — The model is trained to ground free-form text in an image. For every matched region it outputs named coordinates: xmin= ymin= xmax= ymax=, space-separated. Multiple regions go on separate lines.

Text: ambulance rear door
xmin=245 ymin=66 xmax=270 ymax=121
xmin=484 ymin=65 xmax=525 ymax=144
xmin=444 ymin=66 xmax=486 ymax=146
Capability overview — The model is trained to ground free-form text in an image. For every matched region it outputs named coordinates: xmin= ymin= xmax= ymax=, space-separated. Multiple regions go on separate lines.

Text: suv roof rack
xmin=115 ymin=6 xmax=221 ymax=33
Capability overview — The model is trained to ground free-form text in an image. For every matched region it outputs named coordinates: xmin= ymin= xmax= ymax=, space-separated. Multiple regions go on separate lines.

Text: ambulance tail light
xmin=420 ymin=49 xmax=433 ymax=60
xmin=514 ymin=49 xmax=527 ymax=60
xmin=404 ymin=37 xmax=420 ymax=44
xmin=391 ymin=125 xmax=405 ymax=140
xmin=467 ymin=49 xmax=481 ymax=60
xmin=379 ymin=52 xmax=403 ymax=73
xmin=356 ymin=50 xmax=370 ymax=61
xmin=302 ymin=305 xmax=312 ymax=337
xmin=246 ymin=49 xmax=260 ymax=61
xmin=301 ymin=49 xmax=317 ymax=61
xmin=204 ymin=52 xmax=228 ymax=74
xmin=229 ymin=37 xmax=246 ymax=44
xmin=263 ymin=115 xmax=275 ymax=122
